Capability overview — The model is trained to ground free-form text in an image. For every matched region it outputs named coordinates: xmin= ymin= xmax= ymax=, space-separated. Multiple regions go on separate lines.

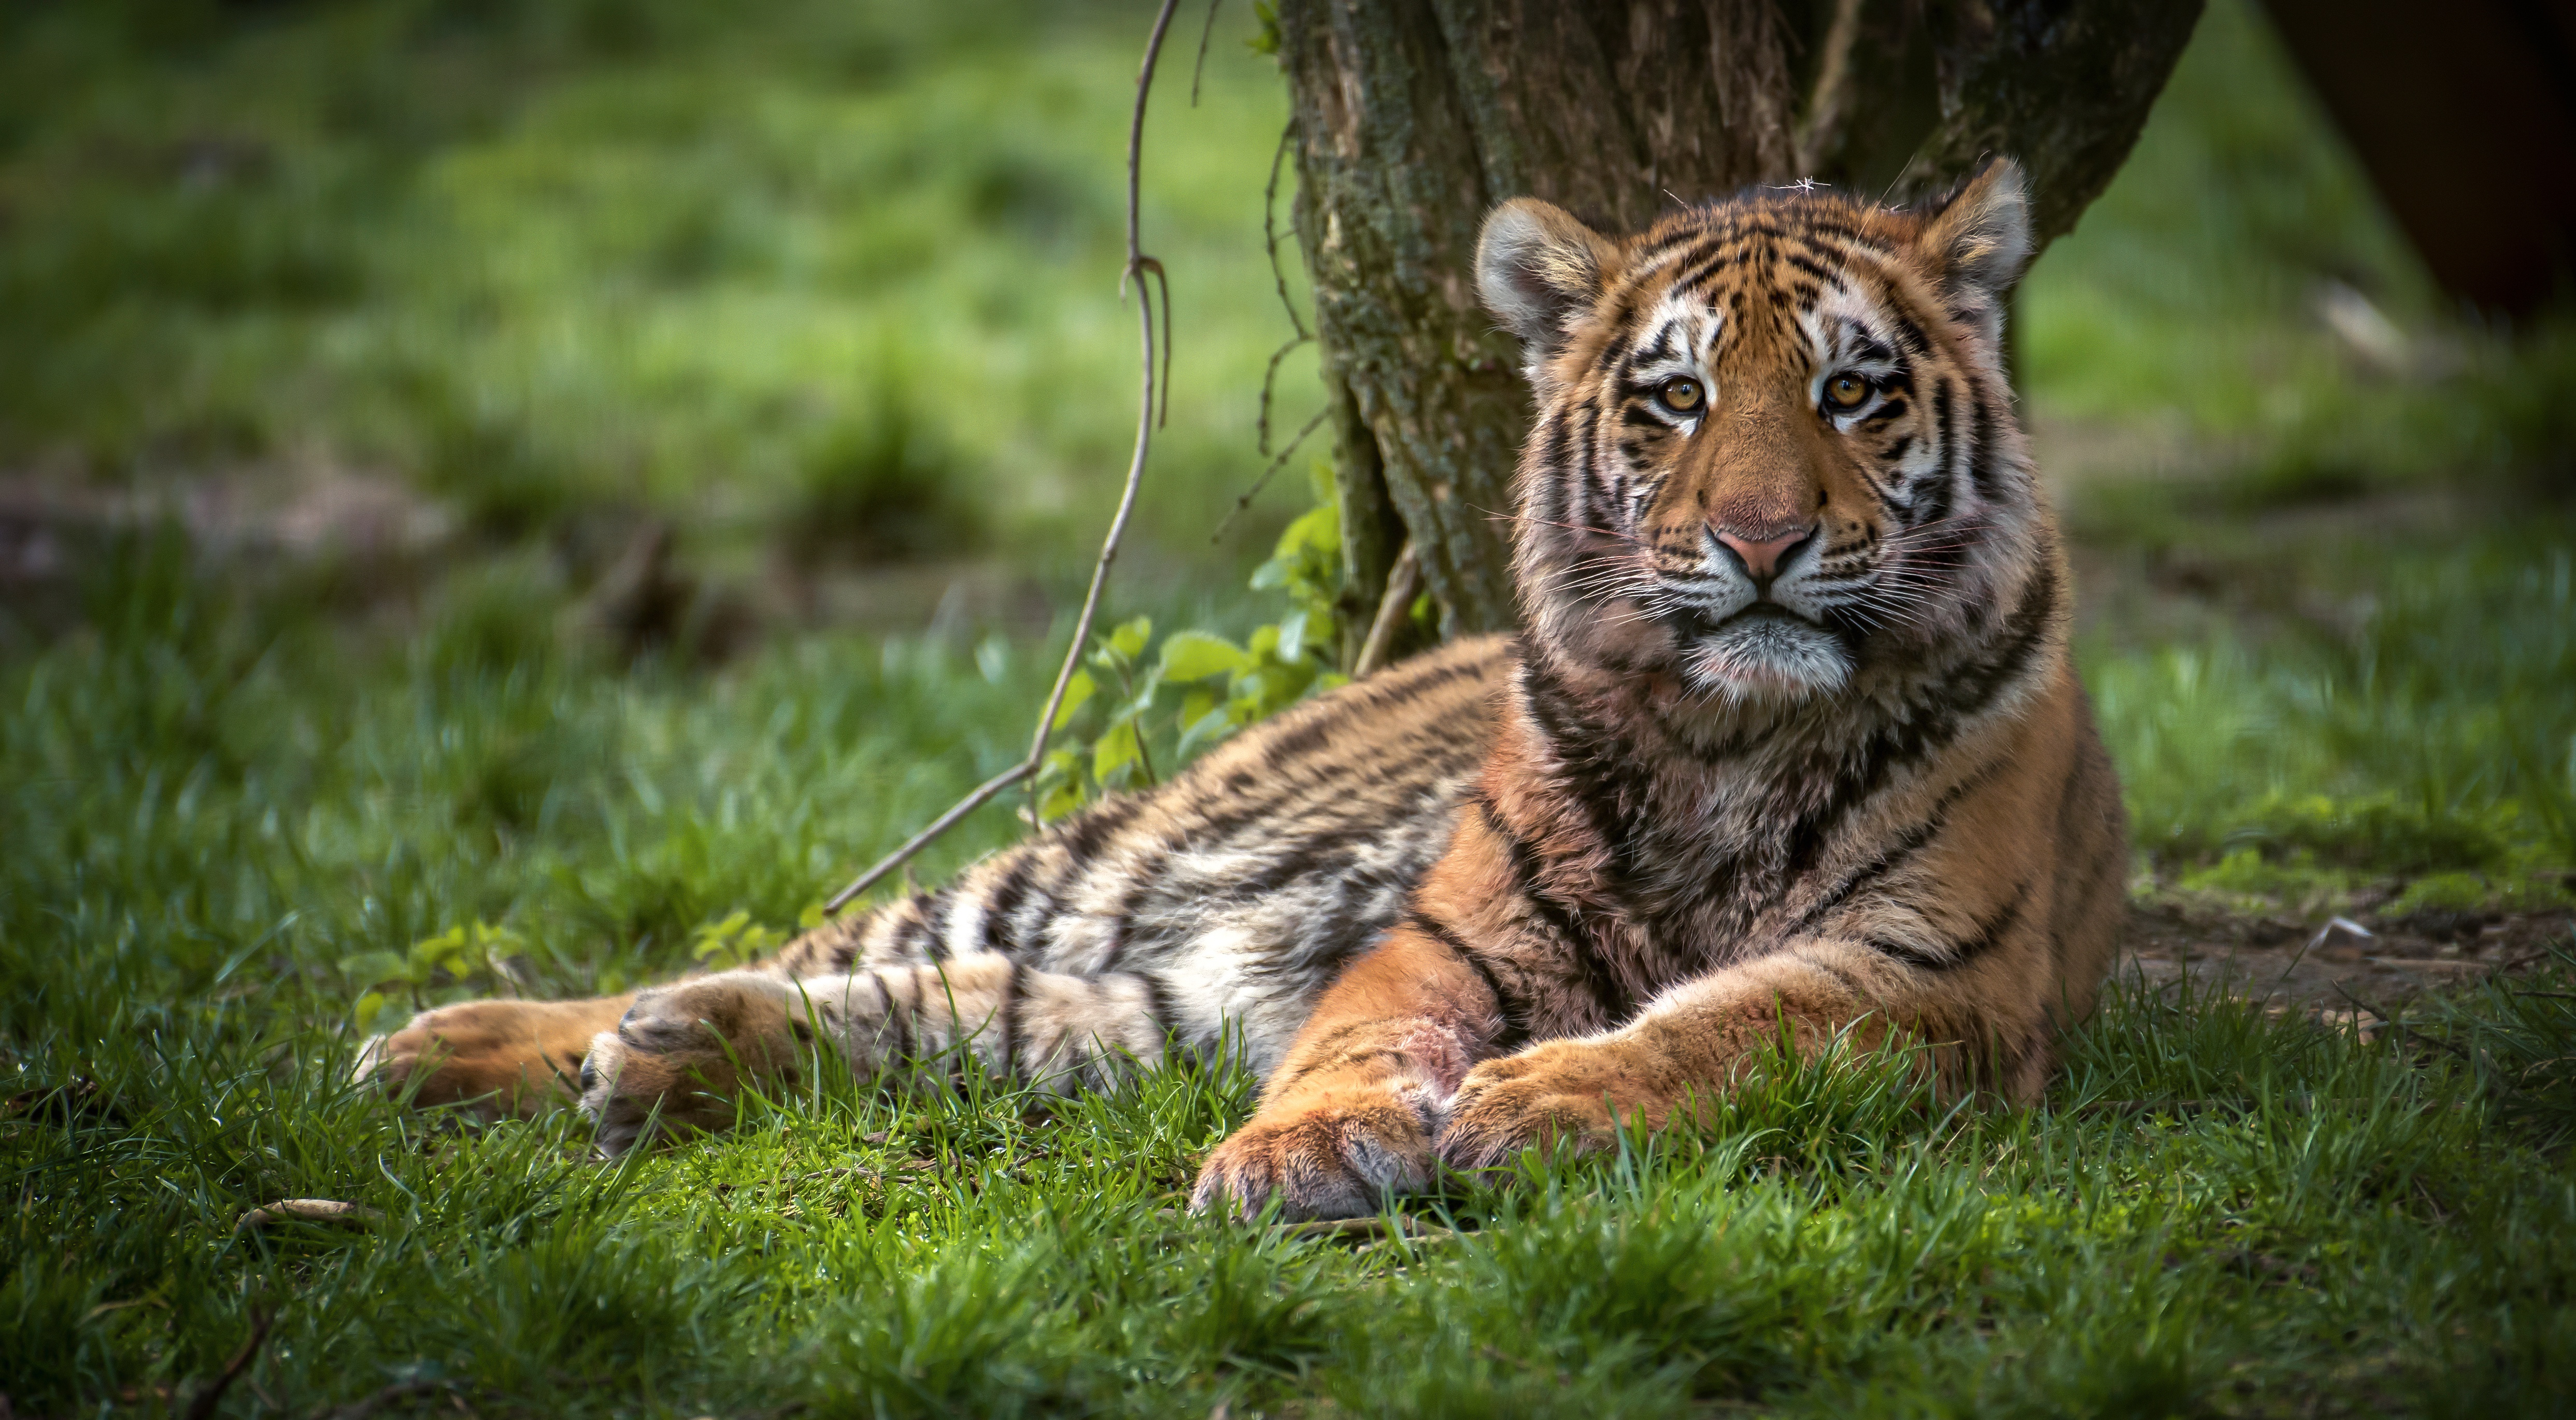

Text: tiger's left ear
xmin=1915 ymin=157 xmax=2032 ymax=306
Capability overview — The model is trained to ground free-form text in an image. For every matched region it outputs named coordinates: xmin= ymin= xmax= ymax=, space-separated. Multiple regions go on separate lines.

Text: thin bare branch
xmin=1189 ymin=0 xmax=1223 ymax=106
xmin=824 ymin=0 xmax=1186 ymax=917
xmin=1209 ymin=403 xmax=1329 ymax=543
xmin=184 ymin=1305 xmax=275 ymax=1420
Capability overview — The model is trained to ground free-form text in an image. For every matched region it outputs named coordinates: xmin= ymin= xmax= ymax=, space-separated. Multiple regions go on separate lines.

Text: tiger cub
xmin=364 ymin=159 xmax=2126 ymax=1220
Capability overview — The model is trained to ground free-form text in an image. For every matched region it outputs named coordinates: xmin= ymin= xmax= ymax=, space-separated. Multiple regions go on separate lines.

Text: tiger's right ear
xmin=1477 ymin=198 xmax=1620 ymax=361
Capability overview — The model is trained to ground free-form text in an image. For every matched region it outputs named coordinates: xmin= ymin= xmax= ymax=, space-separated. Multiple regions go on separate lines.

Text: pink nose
xmin=1715 ymin=524 xmax=1815 ymax=580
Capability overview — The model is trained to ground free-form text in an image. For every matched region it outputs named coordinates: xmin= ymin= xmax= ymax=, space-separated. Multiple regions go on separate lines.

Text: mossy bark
xmin=1278 ymin=0 xmax=2203 ymax=638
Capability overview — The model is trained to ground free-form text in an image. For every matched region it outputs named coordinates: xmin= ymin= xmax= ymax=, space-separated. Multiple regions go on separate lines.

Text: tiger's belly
xmin=807 ymin=635 xmax=1513 ymax=1073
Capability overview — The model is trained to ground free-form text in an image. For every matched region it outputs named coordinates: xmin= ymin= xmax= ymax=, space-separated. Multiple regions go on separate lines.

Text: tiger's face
xmin=1477 ymin=161 xmax=2040 ymax=709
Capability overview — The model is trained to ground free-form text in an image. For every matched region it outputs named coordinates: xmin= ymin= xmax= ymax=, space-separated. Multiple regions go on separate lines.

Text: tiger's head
xmin=1476 ymin=160 xmax=2048 ymax=712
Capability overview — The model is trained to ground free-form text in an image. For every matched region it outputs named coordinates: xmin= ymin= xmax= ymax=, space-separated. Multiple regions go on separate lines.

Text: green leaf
xmin=1038 ymin=780 xmax=1085 ymax=822
xmin=1051 ymin=669 xmax=1095 ymax=729
xmin=353 ymin=991 xmax=389 ymax=1035
xmin=1092 ymin=719 xmax=1141 ymax=781
xmin=1107 ymin=616 xmax=1152 ymax=662
xmin=340 ymin=950 xmax=409 ymax=987
xmin=407 ymin=928 xmax=464 ymax=973
xmin=1178 ymin=688 xmax=1215 ymax=730
xmin=1177 ymin=705 xmax=1234 ymax=758
xmin=1276 ymin=610 xmax=1308 ymax=664
xmin=1158 ymin=631 xmax=1248 ymax=682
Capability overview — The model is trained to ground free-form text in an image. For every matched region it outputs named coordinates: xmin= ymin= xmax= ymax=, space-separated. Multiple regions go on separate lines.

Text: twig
xmin=1229 ymin=113 xmax=1322 ymax=545
xmin=824 ymin=0 xmax=1187 ymax=916
xmin=235 ymin=1199 xmax=386 ymax=1233
xmin=1189 ymin=0 xmax=1223 ymax=106
xmin=1352 ymin=541 xmax=1422 ymax=677
xmin=184 ymin=1305 xmax=275 ymax=1420
xmin=1208 ymin=404 xmax=1329 ymax=543
xmin=1277 ymin=1214 xmax=1452 ymax=1243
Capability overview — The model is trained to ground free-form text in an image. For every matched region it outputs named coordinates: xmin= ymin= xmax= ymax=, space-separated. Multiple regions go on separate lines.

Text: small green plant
xmin=344 ymin=920 xmax=525 ymax=1032
xmin=1033 ymin=467 xmax=1349 ymax=821
xmin=688 ymin=908 xmax=800 ymax=972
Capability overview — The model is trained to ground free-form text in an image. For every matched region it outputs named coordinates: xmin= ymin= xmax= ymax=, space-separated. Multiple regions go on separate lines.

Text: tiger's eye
xmin=1658 ymin=376 xmax=1703 ymax=411
xmin=1825 ymin=374 xmax=1870 ymax=409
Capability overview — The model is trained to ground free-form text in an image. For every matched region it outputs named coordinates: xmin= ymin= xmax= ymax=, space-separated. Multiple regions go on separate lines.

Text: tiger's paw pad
xmin=1190 ymin=1098 xmax=1434 ymax=1222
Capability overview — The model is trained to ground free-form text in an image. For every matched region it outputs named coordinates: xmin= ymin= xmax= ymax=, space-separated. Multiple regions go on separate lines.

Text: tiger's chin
xmin=1680 ymin=612 xmax=1853 ymax=706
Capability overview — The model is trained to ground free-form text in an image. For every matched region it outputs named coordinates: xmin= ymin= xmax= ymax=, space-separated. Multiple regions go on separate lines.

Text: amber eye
xmin=1824 ymin=373 xmax=1872 ymax=410
xmin=1657 ymin=376 xmax=1704 ymax=413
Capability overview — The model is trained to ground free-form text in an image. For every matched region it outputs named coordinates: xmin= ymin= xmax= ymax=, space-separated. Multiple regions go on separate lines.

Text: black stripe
xmin=1860 ymin=881 xmax=2030 ymax=972
xmin=1514 ymin=655 xmax=1647 ymax=875
xmin=1783 ymin=755 xmax=2010 ymax=939
xmin=981 ymin=850 xmax=1042 ymax=955
xmin=1917 ymin=378 xmax=1957 ymax=530
xmin=1095 ymin=674 xmax=1489 ymax=973
xmin=1966 ymin=393 xmax=2002 ymax=501
xmin=1470 ymin=793 xmax=1629 ymax=1021
xmin=1404 ymin=908 xmax=1528 ymax=1050
xmin=1783 ymin=248 xmax=1843 ymax=290
xmin=1885 ymin=306 xmax=1930 ymax=358
xmin=878 ymin=971 xmax=914 ymax=1066
xmin=998 ymin=959 xmax=1027 ymax=1078
xmin=920 ymin=892 xmax=955 ymax=961
xmin=1136 ymin=971 xmax=1175 ymax=1044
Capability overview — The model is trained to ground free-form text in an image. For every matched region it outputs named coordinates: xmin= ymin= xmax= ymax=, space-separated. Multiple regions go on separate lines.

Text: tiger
xmin=363 ymin=158 xmax=2127 ymax=1221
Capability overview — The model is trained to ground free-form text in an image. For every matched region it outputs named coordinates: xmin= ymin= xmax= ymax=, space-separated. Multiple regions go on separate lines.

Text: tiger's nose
xmin=1714 ymin=523 xmax=1818 ymax=581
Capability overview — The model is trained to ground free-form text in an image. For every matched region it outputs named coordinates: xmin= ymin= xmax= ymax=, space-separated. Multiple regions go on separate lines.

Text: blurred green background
xmin=1 ymin=0 xmax=2571 ymax=1006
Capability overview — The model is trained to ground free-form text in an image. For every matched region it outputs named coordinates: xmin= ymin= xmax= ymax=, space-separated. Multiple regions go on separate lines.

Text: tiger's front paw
xmin=1190 ymin=1089 xmax=1436 ymax=1222
xmin=1435 ymin=1039 xmax=1661 ymax=1170
xmin=577 ymin=973 xmax=806 ymax=1156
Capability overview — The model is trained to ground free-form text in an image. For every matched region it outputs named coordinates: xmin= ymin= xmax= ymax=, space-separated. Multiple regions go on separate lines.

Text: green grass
xmin=2090 ymin=527 xmax=2576 ymax=906
xmin=7 ymin=0 xmax=2576 ymax=1413
xmin=7 ymin=524 xmax=2575 ymax=1415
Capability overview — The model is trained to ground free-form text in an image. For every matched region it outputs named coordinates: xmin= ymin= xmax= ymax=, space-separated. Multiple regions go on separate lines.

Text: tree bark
xmin=1279 ymin=0 xmax=2204 ymax=640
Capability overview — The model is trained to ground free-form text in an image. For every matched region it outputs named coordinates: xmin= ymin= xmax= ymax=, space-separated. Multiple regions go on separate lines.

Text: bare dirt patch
xmin=2119 ymin=901 xmax=2574 ymax=1024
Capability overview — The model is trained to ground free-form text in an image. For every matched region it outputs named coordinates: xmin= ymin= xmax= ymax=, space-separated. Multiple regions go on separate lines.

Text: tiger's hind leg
xmin=579 ymin=956 xmax=1173 ymax=1155
xmin=357 ymin=995 xmax=637 ymax=1118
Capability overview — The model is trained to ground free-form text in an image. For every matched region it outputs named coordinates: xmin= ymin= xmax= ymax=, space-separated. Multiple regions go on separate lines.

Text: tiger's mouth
xmin=1671 ymin=603 xmax=1854 ymax=703
xmin=1664 ymin=601 xmax=1822 ymax=639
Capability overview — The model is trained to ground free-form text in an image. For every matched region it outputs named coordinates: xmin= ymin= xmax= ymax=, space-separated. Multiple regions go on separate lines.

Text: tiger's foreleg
xmin=1190 ymin=922 xmax=1505 ymax=1220
xmin=578 ymin=956 xmax=1170 ymax=1155
xmin=1433 ymin=938 xmax=2039 ymax=1169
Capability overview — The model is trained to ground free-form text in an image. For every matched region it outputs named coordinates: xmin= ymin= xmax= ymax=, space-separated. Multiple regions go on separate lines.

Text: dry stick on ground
xmin=822 ymin=0 xmax=1186 ymax=916
xmin=182 ymin=1305 xmax=274 ymax=1420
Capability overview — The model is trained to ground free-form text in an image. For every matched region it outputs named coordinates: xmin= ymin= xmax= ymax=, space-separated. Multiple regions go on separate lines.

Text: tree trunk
xmin=1279 ymin=0 xmax=2204 ymax=642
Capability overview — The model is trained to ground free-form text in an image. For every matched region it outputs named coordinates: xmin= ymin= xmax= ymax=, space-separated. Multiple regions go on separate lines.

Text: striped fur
xmin=365 ymin=160 xmax=2125 ymax=1219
